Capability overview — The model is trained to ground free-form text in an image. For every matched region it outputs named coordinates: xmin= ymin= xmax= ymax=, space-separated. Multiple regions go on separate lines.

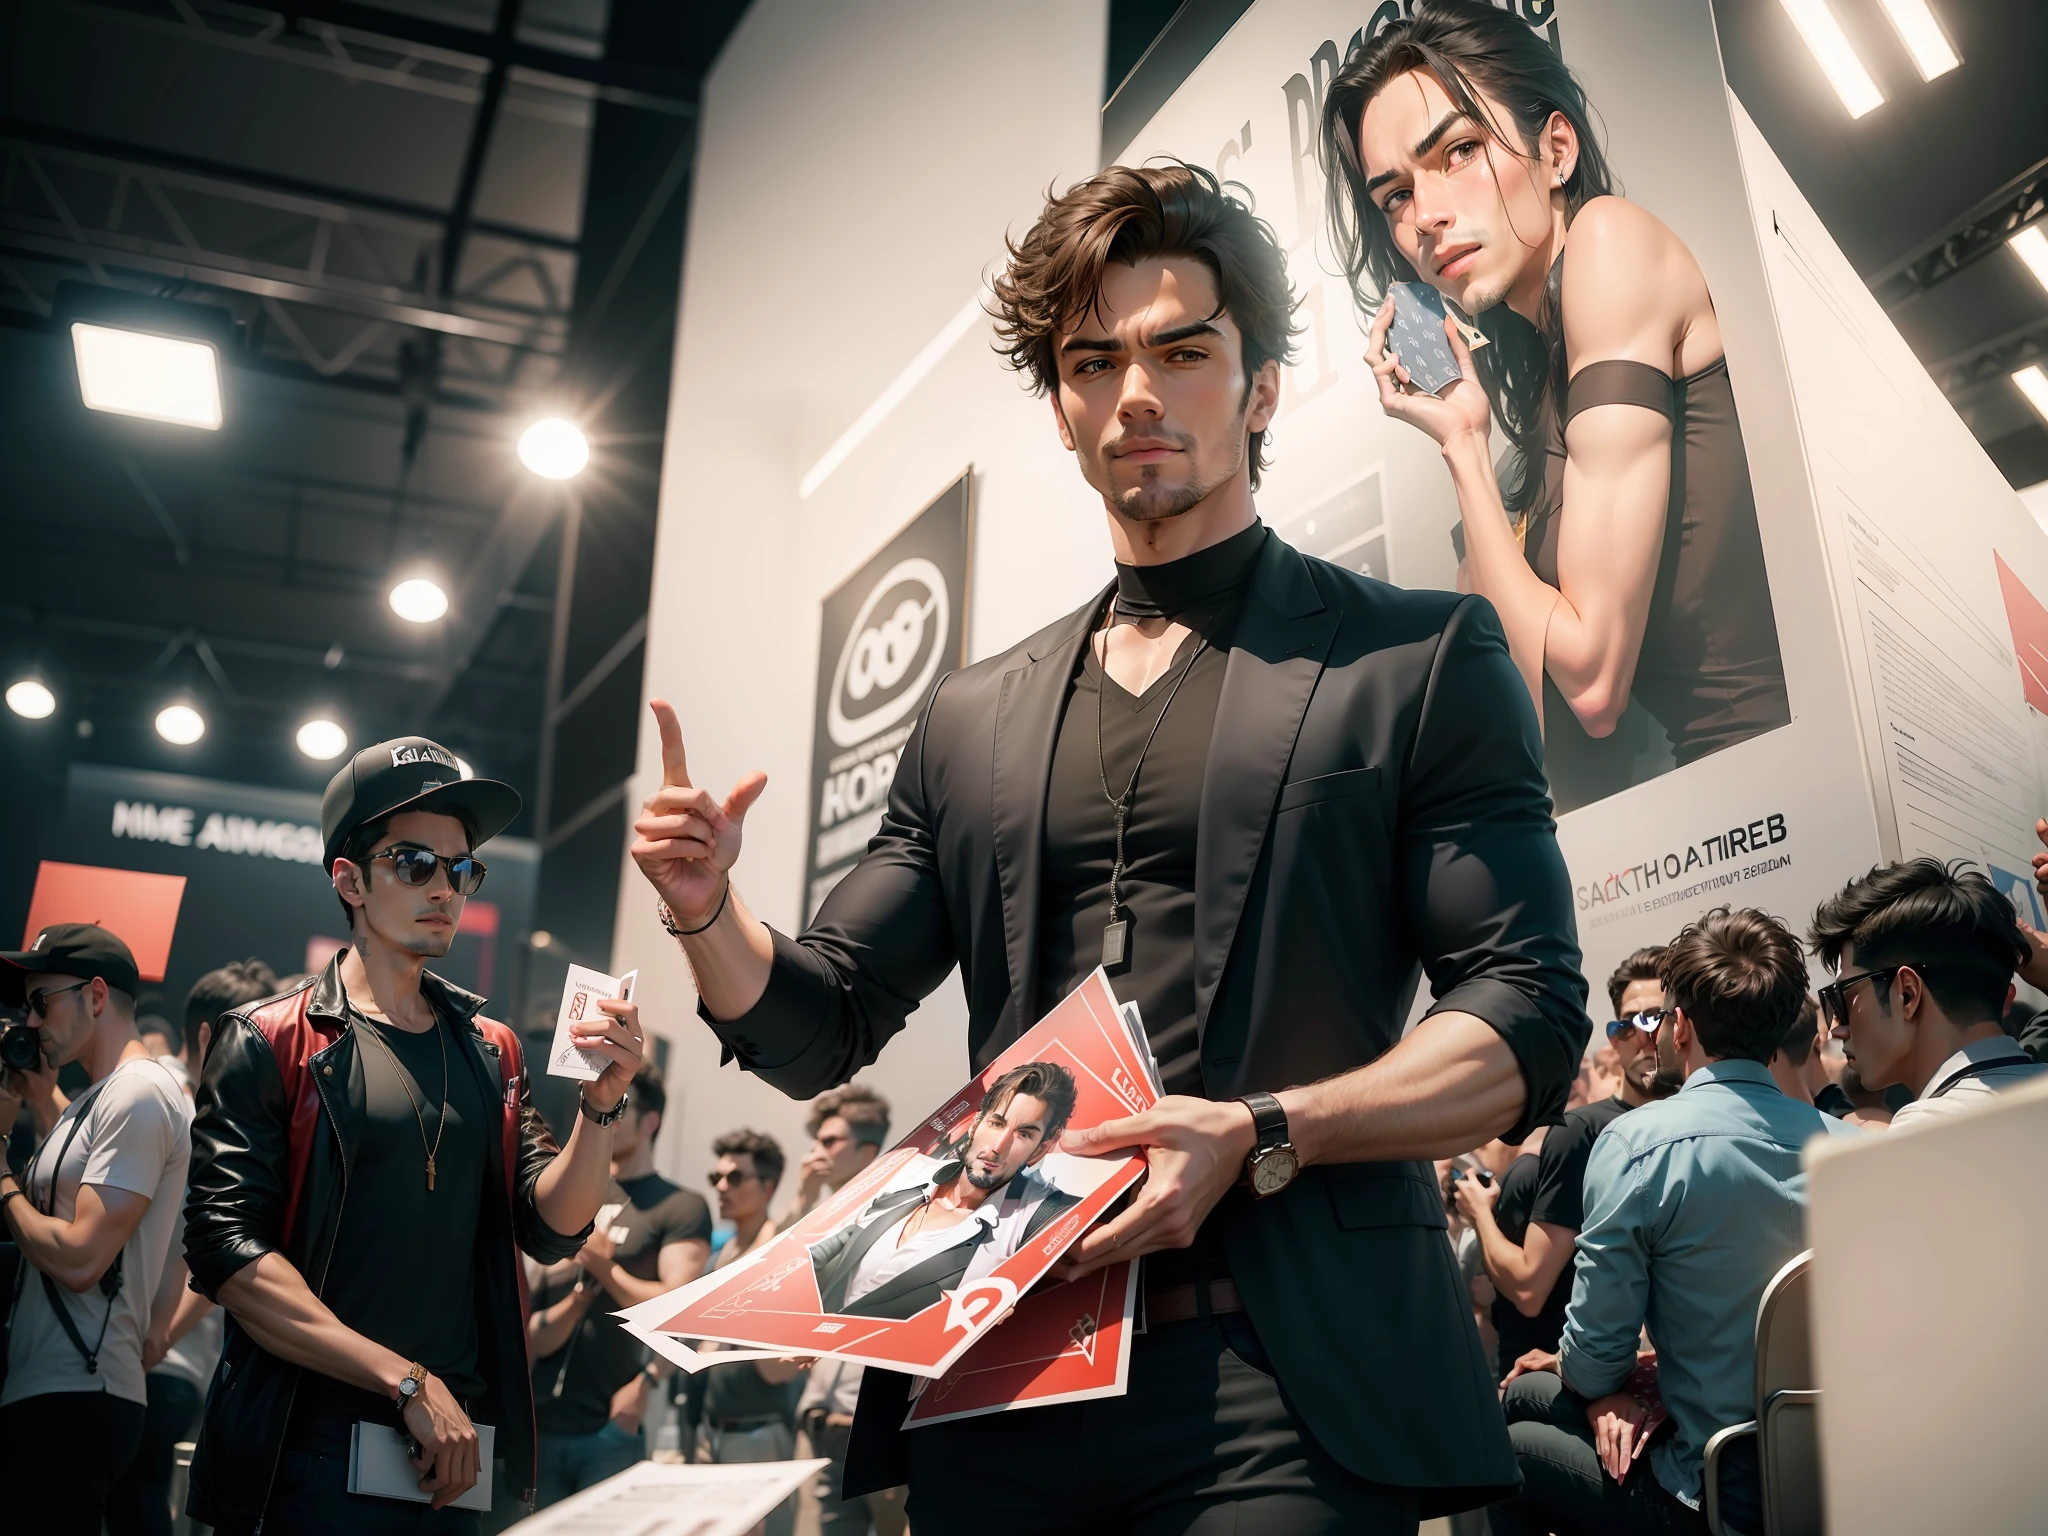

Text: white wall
xmin=615 ymin=1 xmax=1109 ymax=1199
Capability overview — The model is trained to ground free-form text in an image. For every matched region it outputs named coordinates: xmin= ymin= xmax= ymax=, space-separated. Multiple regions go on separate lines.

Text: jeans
xmin=0 ymin=1389 xmax=147 ymax=1536
xmin=700 ymin=1419 xmax=796 ymax=1536
xmin=1487 ymin=1371 xmax=1743 ymax=1536
xmin=107 ymin=1371 xmax=203 ymax=1536
xmin=903 ymin=1309 xmax=1419 ymax=1536
xmin=536 ymin=1419 xmax=645 ymax=1507
xmin=221 ymin=1442 xmax=484 ymax=1535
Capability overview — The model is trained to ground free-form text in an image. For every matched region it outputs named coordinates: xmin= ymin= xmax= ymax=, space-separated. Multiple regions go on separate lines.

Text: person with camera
xmin=180 ymin=737 xmax=642 ymax=1534
xmin=0 ymin=924 xmax=194 ymax=1536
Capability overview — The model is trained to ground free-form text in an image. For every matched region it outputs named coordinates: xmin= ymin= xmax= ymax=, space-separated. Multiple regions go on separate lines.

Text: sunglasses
xmin=1604 ymin=1008 xmax=1668 ymax=1040
xmin=1816 ymin=964 xmax=1930 ymax=1028
xmin=707 ymin=1168 xmax=759 ymax=1187
xmin=27 ymin=979 xmax=89 ymax=1018
xmin=368 ymin=845 xmax=488 ymax=896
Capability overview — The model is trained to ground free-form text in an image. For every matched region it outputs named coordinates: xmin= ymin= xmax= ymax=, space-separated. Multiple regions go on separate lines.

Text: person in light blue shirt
xmin=1488 ymin=909 xmax=1858 ymax=1536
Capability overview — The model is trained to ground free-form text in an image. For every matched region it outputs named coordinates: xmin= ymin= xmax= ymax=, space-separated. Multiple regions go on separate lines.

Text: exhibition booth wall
xmin=617 ymin=0 xmax=2047 ymax=1192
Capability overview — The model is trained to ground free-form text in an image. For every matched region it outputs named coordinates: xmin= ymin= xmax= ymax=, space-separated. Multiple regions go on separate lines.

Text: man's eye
xmin=1380 ymin=188 xmax=1410 ymax=214
xmin=1073 ymin=357 xmax=1110 ymax=376
xmin=1168 ymin=348 xmax=1207 ymax=364
xmin=1447 ymin=139 xmax=1481 ymax=167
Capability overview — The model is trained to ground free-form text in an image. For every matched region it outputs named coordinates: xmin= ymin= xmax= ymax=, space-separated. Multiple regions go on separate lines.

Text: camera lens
xmin=0 ymin=1022 xmax=40 ymax=1073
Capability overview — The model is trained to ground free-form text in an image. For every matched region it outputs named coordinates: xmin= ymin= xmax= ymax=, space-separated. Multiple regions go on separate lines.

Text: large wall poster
xmin=1108 ymin=0 xmax=1883 ymax=990
xmin=802 ymin=472 xmax=972 ymax=924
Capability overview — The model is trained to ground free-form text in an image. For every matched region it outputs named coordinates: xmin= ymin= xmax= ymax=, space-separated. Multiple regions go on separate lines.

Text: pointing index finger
xmin=650 ymin=699 xmax=692 ymax=788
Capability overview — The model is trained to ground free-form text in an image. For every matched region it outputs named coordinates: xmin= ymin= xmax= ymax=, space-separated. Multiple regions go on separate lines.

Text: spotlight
xmin=455 ymin=756 xmax=476 ymax=780
xmin=56 ymin=283 xmax=235 ymax=431
xmin=390 ymin=577 xmax=449 ymax=624
xmin=2010 ymin=227 xmax=2048 ymax=300
xmin=530 ymin=930 xmax=553 ymax=950
xmin=2014 ymin=365 xmax=2048 ymax=428
xmin=1875 ymin=0 xmax=1959 ymax=81
xmin=155 ymin=703 xmax=205 ymax=745
xmin=518 ymin=418 xmax=589 ymax=480
xmin=5 ymin=680 xmax=56 ymax=719
xmin=1777 ymin=0 xmax=1885 ymax=118
xmin=296 ymin=718 xmax=348 ymax=761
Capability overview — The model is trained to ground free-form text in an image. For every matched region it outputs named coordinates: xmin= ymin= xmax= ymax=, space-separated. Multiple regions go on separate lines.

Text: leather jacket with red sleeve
xmin=181 ymin=952 xmax=588 ymax=1530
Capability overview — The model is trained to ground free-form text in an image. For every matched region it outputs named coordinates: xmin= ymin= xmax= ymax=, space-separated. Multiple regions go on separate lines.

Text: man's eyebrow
xmin=1060 ymin=319 xmax=1223 ymax=357
xmin=1364 ymin=110 xmax=1471 ymax=197
xmin=1059 ymin=334 xmax=1122 ymax=356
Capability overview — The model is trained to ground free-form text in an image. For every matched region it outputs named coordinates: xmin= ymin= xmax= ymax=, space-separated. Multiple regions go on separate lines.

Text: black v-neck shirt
xmin=1035 ymin=521 xmax=1268 ymax=1099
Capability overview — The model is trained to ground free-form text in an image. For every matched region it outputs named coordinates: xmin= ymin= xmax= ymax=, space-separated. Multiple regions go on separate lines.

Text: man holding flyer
xmin=182 ymin=737 xmax=643 ymax=1533
xmin=632 ymin=163 xmax=1585 ymax=1533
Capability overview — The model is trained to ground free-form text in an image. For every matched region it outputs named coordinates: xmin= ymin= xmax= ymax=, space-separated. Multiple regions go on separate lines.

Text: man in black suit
xmin=808 ymin=1062 xmax=1080 ymax=1321
xmin=630 ymin=162 xmax=1586 ymax=1534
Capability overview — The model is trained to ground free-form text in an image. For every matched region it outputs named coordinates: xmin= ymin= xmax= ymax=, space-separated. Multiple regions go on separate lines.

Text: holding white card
xmin=549 ymin=965 xmax=638 ymax=1082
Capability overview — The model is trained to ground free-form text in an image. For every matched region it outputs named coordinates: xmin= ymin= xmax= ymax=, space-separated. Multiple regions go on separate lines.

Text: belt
xmin=1144 ymin=1277 xmax=1245 ymax=1327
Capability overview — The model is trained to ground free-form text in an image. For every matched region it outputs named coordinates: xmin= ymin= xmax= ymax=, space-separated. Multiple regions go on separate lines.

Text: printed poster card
xmin=617 ymin=970 xmax=1154 ymax=1380
xmin=548 ymin=965 xmax=636 ymax=1082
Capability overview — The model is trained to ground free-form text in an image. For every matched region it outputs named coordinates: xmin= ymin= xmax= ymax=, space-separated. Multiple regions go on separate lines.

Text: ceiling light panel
xmin=1876 ymin=0 xmax=1959 ymax=81
xmin=71 ymin=323 xmax=224 ymax=430
xmin=1777 ymin=0 xmax=1886 ymax=118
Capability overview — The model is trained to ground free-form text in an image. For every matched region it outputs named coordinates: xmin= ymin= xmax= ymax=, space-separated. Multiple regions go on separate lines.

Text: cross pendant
xmin=427 ymin=1158 xmax=436 ymax=1192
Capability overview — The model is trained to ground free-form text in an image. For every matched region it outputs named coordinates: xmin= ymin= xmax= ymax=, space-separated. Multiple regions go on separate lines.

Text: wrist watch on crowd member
xmin=1237 ymin=1091 xmax=1300 ymax=1197
xmin=395 ymin=1360 xmax=428 ymax=1407
xmin=580 ymin=1089 xmax=629 ymax=1127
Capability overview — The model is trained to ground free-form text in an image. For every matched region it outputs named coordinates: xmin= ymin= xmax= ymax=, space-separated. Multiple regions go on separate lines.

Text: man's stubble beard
xmin=1094 ymin=399 xmax=1250 ymax=525
xmin=964 ymin=1163 xmax=1012 ymax=1192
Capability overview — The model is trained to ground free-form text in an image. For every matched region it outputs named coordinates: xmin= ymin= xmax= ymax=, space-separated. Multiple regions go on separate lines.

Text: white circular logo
xmin=826 ymin=558 xmax=950 ymax=748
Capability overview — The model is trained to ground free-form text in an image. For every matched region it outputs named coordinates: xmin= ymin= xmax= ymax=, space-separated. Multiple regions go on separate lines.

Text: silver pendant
xmin=1102 ymin=918 xmax=1128 ymax=968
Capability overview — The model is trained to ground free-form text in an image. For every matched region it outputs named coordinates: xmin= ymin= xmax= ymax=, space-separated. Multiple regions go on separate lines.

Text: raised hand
xmin=630 ymin=699 xmax=768 ymax=927
xmin=1365 ymin=298 xmax=1493 ymax=448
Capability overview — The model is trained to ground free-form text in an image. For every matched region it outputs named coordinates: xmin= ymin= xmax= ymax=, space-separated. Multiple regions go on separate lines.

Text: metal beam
xmin=440 ymin=0 xmax=526 ymax=305
xmin=1870 ymin=156 xmax=2048 ymax=309
xmin=548 ymin=614 xmax=645 ymax=728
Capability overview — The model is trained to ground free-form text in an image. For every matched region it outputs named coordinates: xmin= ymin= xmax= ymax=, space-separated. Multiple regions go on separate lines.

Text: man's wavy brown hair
xmin=989 ymin=161 xmax=1299 ymax=489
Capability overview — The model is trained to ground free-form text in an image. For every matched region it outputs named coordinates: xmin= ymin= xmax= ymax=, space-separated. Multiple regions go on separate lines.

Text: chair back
xmin=1753 ymin=1251 xmax=1823 ymax=1536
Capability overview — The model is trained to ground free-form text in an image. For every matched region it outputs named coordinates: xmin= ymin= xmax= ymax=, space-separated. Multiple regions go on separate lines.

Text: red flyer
xmin=902 ymin=1262 xmax=1139 ymax=1427
xmin=621 ymin=970 xmax=1156 ymax=1379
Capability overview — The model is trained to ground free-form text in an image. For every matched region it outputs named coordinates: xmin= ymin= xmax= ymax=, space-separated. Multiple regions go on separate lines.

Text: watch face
xmin=1250 ymin=1146 xmax=1299 ymax=1197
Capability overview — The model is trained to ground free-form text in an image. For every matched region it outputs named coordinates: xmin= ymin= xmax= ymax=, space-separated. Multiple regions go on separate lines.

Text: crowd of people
xmin=1437 ymin=859 xmax=2048 ymax=1534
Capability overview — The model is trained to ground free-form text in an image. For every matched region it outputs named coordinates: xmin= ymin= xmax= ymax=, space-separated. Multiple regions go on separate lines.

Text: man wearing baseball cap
xmin=181 ymin=737 xmax=645 ymax=1534
xmin=0 ymin=923 xmax=194 ymax=1536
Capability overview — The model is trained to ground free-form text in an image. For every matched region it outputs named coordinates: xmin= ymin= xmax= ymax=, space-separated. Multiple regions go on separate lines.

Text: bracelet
xmin=658 ymin=880 xmax=729 ymax=939
xmin=0 ymin=1185 xmax=20 ymax=1210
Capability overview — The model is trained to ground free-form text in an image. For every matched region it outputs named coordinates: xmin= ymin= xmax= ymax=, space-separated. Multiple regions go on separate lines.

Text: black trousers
xmin=1486 ymin=1371 xmax=1756 ymax=1536
xmin=217 ymin=1440 xmax=485 ymax=1536
xmin=0 ymin=1389 xmax=148 ymax=1536
xmin=903 ymin=1308 xmax=1418 ymax=1535
xmin=106 ymin=1371 xmax=203 ymax=1536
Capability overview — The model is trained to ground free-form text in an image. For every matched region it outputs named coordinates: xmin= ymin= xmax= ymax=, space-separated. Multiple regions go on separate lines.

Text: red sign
xmin=903 ymin=1262 xmax=1138 ymax=1426
xmin=24 ymin=861 xmax=187 ymax=982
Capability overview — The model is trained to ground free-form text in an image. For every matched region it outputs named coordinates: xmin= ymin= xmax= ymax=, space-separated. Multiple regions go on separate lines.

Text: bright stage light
xmin=1777 ymin=0 xmax=1885 ymax=118
xmin=518 ymin=418 xmax=589 ymax=480
xmin=156 ymin=703 xmax=206 ymax=745
xmin=1876 ymin=0 xmax=1959 ymax=81
xmin=6 ymin=680 xmax=56 ymax=719
xmin=71 ymin=322 xmax=224 ymax=430
xmin=455 ymin=756 xmax=476 ymax=780
xmin=390 ymin=577 xmax=449 ymax=624
xmin=296 ymin=718 xmax=348 ymax=761
xmin=2010 ymin=227 xmax=2048 ymax=299
xmin=2014 ymin=365 xmax=2048 ymax=428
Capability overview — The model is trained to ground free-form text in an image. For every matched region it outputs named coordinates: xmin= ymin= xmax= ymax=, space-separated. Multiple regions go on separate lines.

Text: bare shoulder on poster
xmin=547 ymin=964 xmax=638 ymax=1082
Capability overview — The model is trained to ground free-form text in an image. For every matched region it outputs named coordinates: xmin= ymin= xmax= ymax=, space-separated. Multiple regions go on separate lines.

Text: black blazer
xmin=703 ymin=533 xmax=1588 ymax=1510
xmin=808 ymin=1177 xmax=1080 ymax=1320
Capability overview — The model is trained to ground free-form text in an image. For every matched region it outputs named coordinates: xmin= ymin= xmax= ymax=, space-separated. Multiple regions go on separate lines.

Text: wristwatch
xmin=1237 ymin=1091 xmax=1300 ymax=1198
xmin=581 ymin=1090 xmax=631 ymax=1127
xmin=395 ymin=1360 xmax=428 ymax=1406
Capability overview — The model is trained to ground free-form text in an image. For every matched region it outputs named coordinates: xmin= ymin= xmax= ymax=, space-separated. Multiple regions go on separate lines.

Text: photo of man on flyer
xmin=807 ymin=1063 xmax=1082 ymax=1322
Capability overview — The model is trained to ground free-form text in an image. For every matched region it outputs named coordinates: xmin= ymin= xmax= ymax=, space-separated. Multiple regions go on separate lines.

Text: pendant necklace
xmin=1093 ymin=610 xmax=1209 ymax=969
xmin=359 ymin=1011 xmax=451 ymax=1191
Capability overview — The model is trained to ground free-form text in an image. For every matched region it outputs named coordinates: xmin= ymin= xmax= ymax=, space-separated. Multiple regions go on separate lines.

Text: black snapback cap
xmin=321 ymin=737 xmax=522 ymax=867
xmin=0 ymin=922 xmax=141 ymax=1008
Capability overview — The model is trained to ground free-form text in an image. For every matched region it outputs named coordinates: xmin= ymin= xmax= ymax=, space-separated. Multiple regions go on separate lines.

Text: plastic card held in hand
xmin=1387 ymin=282 xmax=1463 ymax=397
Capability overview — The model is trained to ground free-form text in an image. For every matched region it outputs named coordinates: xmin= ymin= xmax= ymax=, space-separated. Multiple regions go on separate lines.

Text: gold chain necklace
xmin=357 ymin=1012 xmax=450 ymax=1192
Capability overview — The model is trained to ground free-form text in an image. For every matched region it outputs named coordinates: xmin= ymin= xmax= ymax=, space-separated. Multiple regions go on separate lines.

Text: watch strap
xmin=581 ymin=1090 xmax=631 ymax=1127
xmin=397 ymin=1360 xmax=427 ymax=1403
xmin=1238 ymin=1091 xmax=1289 ymax=1150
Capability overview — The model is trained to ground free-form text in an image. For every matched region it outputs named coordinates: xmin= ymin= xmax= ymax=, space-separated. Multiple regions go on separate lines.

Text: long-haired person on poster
xmin=1323 ymin=0 xmax=1790 ymax=810
xmin=632 ymin=158 xmax=1587 ymax=1534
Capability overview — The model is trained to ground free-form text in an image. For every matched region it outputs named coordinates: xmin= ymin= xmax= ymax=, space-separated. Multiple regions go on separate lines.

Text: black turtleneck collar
xmin=1112 ymin=520 xmax=1267 ymax=619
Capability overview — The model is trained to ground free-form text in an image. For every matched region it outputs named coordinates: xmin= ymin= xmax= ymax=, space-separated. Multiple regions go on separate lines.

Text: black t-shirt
xmin=1490 ymin=1097 xmax=1632 ymax=1364
xmin=532 ymin=1173 xmax=712 ymax=1435
xmin=294 ymin=1004 xmax=493 ymax=1433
